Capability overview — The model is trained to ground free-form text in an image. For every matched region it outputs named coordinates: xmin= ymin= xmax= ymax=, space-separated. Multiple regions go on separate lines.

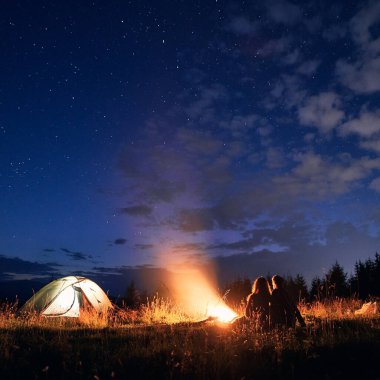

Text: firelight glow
xmin=207 ymin=304 xmax=238 ymax=323
xmin=164 ymin=261 xmax=238 ymax=323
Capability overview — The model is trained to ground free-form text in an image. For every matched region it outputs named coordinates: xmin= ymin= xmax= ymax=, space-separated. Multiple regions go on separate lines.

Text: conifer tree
xmin=326 ymin=261 xmax=348 ymax=297
xmin=310 ymin=276 xmax=325 ymax=300
xmin=294 ymin=274 xmax=309 ymax=301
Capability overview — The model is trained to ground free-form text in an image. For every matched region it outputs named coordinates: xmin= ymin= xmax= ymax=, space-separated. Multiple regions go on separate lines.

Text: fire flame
xmin=207 ymin=304 xmax=238 ymax=323
xmin=165 ymin=265 xmax=238 ymax=323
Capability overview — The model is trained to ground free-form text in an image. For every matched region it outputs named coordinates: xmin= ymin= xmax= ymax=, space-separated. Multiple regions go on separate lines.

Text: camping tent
xmin=21 ymin=276 xmax=113 ymax=317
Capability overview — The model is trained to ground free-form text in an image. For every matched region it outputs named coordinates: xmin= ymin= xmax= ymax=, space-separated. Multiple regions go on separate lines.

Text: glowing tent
xmin=21 ymin=276 xmax=113 ymax=317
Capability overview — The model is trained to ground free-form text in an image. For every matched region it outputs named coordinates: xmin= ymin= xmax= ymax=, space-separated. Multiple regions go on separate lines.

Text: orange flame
xmin=207 ymin=304 xmax=238 ymax=323
xmin=165 ymin=265 xmax=238 ymax=323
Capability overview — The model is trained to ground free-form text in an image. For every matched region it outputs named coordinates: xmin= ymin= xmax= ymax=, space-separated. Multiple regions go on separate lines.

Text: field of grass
xmin=0 ymin=298 xmax=379 ymax=380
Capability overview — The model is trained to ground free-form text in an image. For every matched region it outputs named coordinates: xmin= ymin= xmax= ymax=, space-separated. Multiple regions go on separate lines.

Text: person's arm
xmin=283 ymin=291 xmax=306 ymax=327
xmin=294 ymin=306 xmax=306 ymax=327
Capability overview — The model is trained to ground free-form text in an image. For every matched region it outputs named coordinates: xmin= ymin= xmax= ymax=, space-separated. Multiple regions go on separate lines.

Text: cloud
xmin=296 ymin=60 xmax=320 ymax=76
xmin=339 ymin=109 xmax=380 ymax=138
xmin=266 ymin=148 xmax=286 ymax=169
xmin=369 ymin=177 xmax=380 ymax=192
xmin=81 ymin=217 xmax=379 ymax=291
xmin=134 ymin=244 xmax=154 ymax=250
xmin=270 ymin=74 xmax=307 ymax=109
xmin=0 ymin=255 xmax=60 ymax=279
xmin=257 ymin=37 xmax=291 ymax=57
xmin=117 ymin=101 xmax=261 ymax=219
xmin=149 ymin=181 xmax=187 ymax=203
xmin=172 ymin=179 xmax=289 ymax=233
xmin=265 ymin=0 xmax=302 ymax=25
xmin=339 ymin=109 xmax=380 ymax=154
xmin=176 ymin=208 xmax=216 ymax=232
xmin=282 ymin=49 xmax=301 ymax=65
xmin=114 ymin=238 xmax=127 ymax=245
xmin=211 ymin=218 xmax=380 ymax=282
xmin=177 ymin=128 xmax=223 ymax=155
xmin=360 ymin=139 xmax=380 ymax=153
xmin=120 ymin=205 xmax=153 ymax=217
xmin=67 ymin=252 xmax=88 ymax=261
xmin=336 ymin=1 xmax=380 ymax=94
xmin=298 ymin=92 xmax=344 ymax=133
xmin=206 ymin=215 xmax=323 ymax=258
xmin=350 ymin=0 xmax=380 ymax=48
xmin=117 ymin=110 xmax=380 ymax=235
xmin=172 ymin=243 xmax=206 ymax=253
xmin=336 ymin=57 xmax=380 ymax=94
xmin=60 ymin=248 xmax=89 ymax=261
xmin=117 ymin=83 xmax=264 ymax=194
xmin=112 ymin=49 xmax=377 ymax=262
xmin=273 ymin=152 xmax=380 ymax=199
xmin=184 ymin=84 xmax=228 ymax=122
xmin=227 ymin=16 xmax=258 ymax=36
xmin=219 ymin=114 xmax=258 ymax=137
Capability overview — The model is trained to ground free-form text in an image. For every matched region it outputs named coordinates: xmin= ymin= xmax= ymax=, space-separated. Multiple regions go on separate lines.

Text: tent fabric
xmin=21 ymin=276 xmax=112 ymax=317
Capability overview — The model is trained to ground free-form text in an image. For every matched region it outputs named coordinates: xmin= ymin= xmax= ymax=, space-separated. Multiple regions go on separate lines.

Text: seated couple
xmin=245 ymin=275 xmax=306 ymax=329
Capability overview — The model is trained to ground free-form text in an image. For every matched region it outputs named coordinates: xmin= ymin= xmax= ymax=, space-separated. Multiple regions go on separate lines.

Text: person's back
xmin=270 ymin=287 xmax=295 ymax=327
xmin=245 ymin=277 xmax=270 ymax=329
xmin=246 ymin=292 xmax=270 ymax=319
xmin=270 ymin=275 xmax=305 ymax=328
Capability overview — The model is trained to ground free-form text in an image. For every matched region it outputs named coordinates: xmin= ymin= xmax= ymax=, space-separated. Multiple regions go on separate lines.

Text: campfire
xmin=206 ymin=304 xmax=238 ymax=323
xmin=165 ymin=265 xmax=239 ymax=324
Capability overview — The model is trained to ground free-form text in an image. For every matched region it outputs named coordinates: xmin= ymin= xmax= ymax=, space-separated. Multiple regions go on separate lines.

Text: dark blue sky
xmin=1 ymin=0 xmax=380 ymax=291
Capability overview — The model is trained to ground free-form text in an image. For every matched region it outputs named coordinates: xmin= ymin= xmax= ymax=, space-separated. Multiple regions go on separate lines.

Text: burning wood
xmin=189 ymin=305 xmax=239 ymax=325
xmin=186 ymin=315 xmax=239 ymax=326
xmin=162 ymin=265 xmax=239 ymax=324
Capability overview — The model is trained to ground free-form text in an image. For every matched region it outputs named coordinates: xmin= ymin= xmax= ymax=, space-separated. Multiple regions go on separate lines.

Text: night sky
xmin=1 ymin=0 xmax=380 ymax=294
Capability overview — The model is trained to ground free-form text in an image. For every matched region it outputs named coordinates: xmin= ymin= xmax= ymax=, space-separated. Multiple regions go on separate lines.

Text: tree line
xmin=120 ymin=252 xmax=380 ymax=308
xmin=222 ymin=252 xmax=380 ymax=306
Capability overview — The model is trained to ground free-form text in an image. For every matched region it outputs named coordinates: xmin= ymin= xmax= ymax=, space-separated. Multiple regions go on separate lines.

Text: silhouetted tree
xmin=224 ymin=253 xmax=380 ymax=305
xmin=310 ymin=276 xmax=325 ymax=300
xmin=374 ymin=253 xmax=380 ymax=296
xmin=124 ymin=281 xmax=140 ymax=308
xmin=325 ymin=261 xmax=348 ymax=297
xmin=294 ymin=274 xmax=309 ymax=301
xmin=353 ymin=261 xmax=370 ymax=298
xmin=352 ymin=253 xmax=380 ymax=299
xmin=285 ymin=276 xmax=296 ymax=302
xmin=348 ymin=273 xmax=357 ymax=296
xmin=223 ymin=277 xmax=251 ymax=306
xmin=285 ymin=274 xmax=309 ymax=303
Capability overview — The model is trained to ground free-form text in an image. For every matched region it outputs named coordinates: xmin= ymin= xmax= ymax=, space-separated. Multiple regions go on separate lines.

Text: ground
xmin=1 ymin=301 xmax=380 ymax=379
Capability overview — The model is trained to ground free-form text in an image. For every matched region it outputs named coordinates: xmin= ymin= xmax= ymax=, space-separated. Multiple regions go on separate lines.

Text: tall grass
xmin=0 ymin=297 xmax=378 ymax=336
xmin=139 ymin=296 xmax=199 ymax=324
xmin=0 ymin=297 xmax=376 ymax=329
xmin=299 ymin=297 xmax=363 ymax=319
xmin=0 ymin=297 xmax=379 ymax=379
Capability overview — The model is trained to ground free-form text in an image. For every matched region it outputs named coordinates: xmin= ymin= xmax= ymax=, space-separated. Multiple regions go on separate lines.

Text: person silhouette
xmin=245 ymin=276 xmax=271 ymax=329
xmin=270 ymin=275 xmax=306 ymax=328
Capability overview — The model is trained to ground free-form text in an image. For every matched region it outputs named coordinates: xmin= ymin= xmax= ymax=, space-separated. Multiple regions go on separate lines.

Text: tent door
xmin=74 ymin=286 xmax=93 ymax=313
